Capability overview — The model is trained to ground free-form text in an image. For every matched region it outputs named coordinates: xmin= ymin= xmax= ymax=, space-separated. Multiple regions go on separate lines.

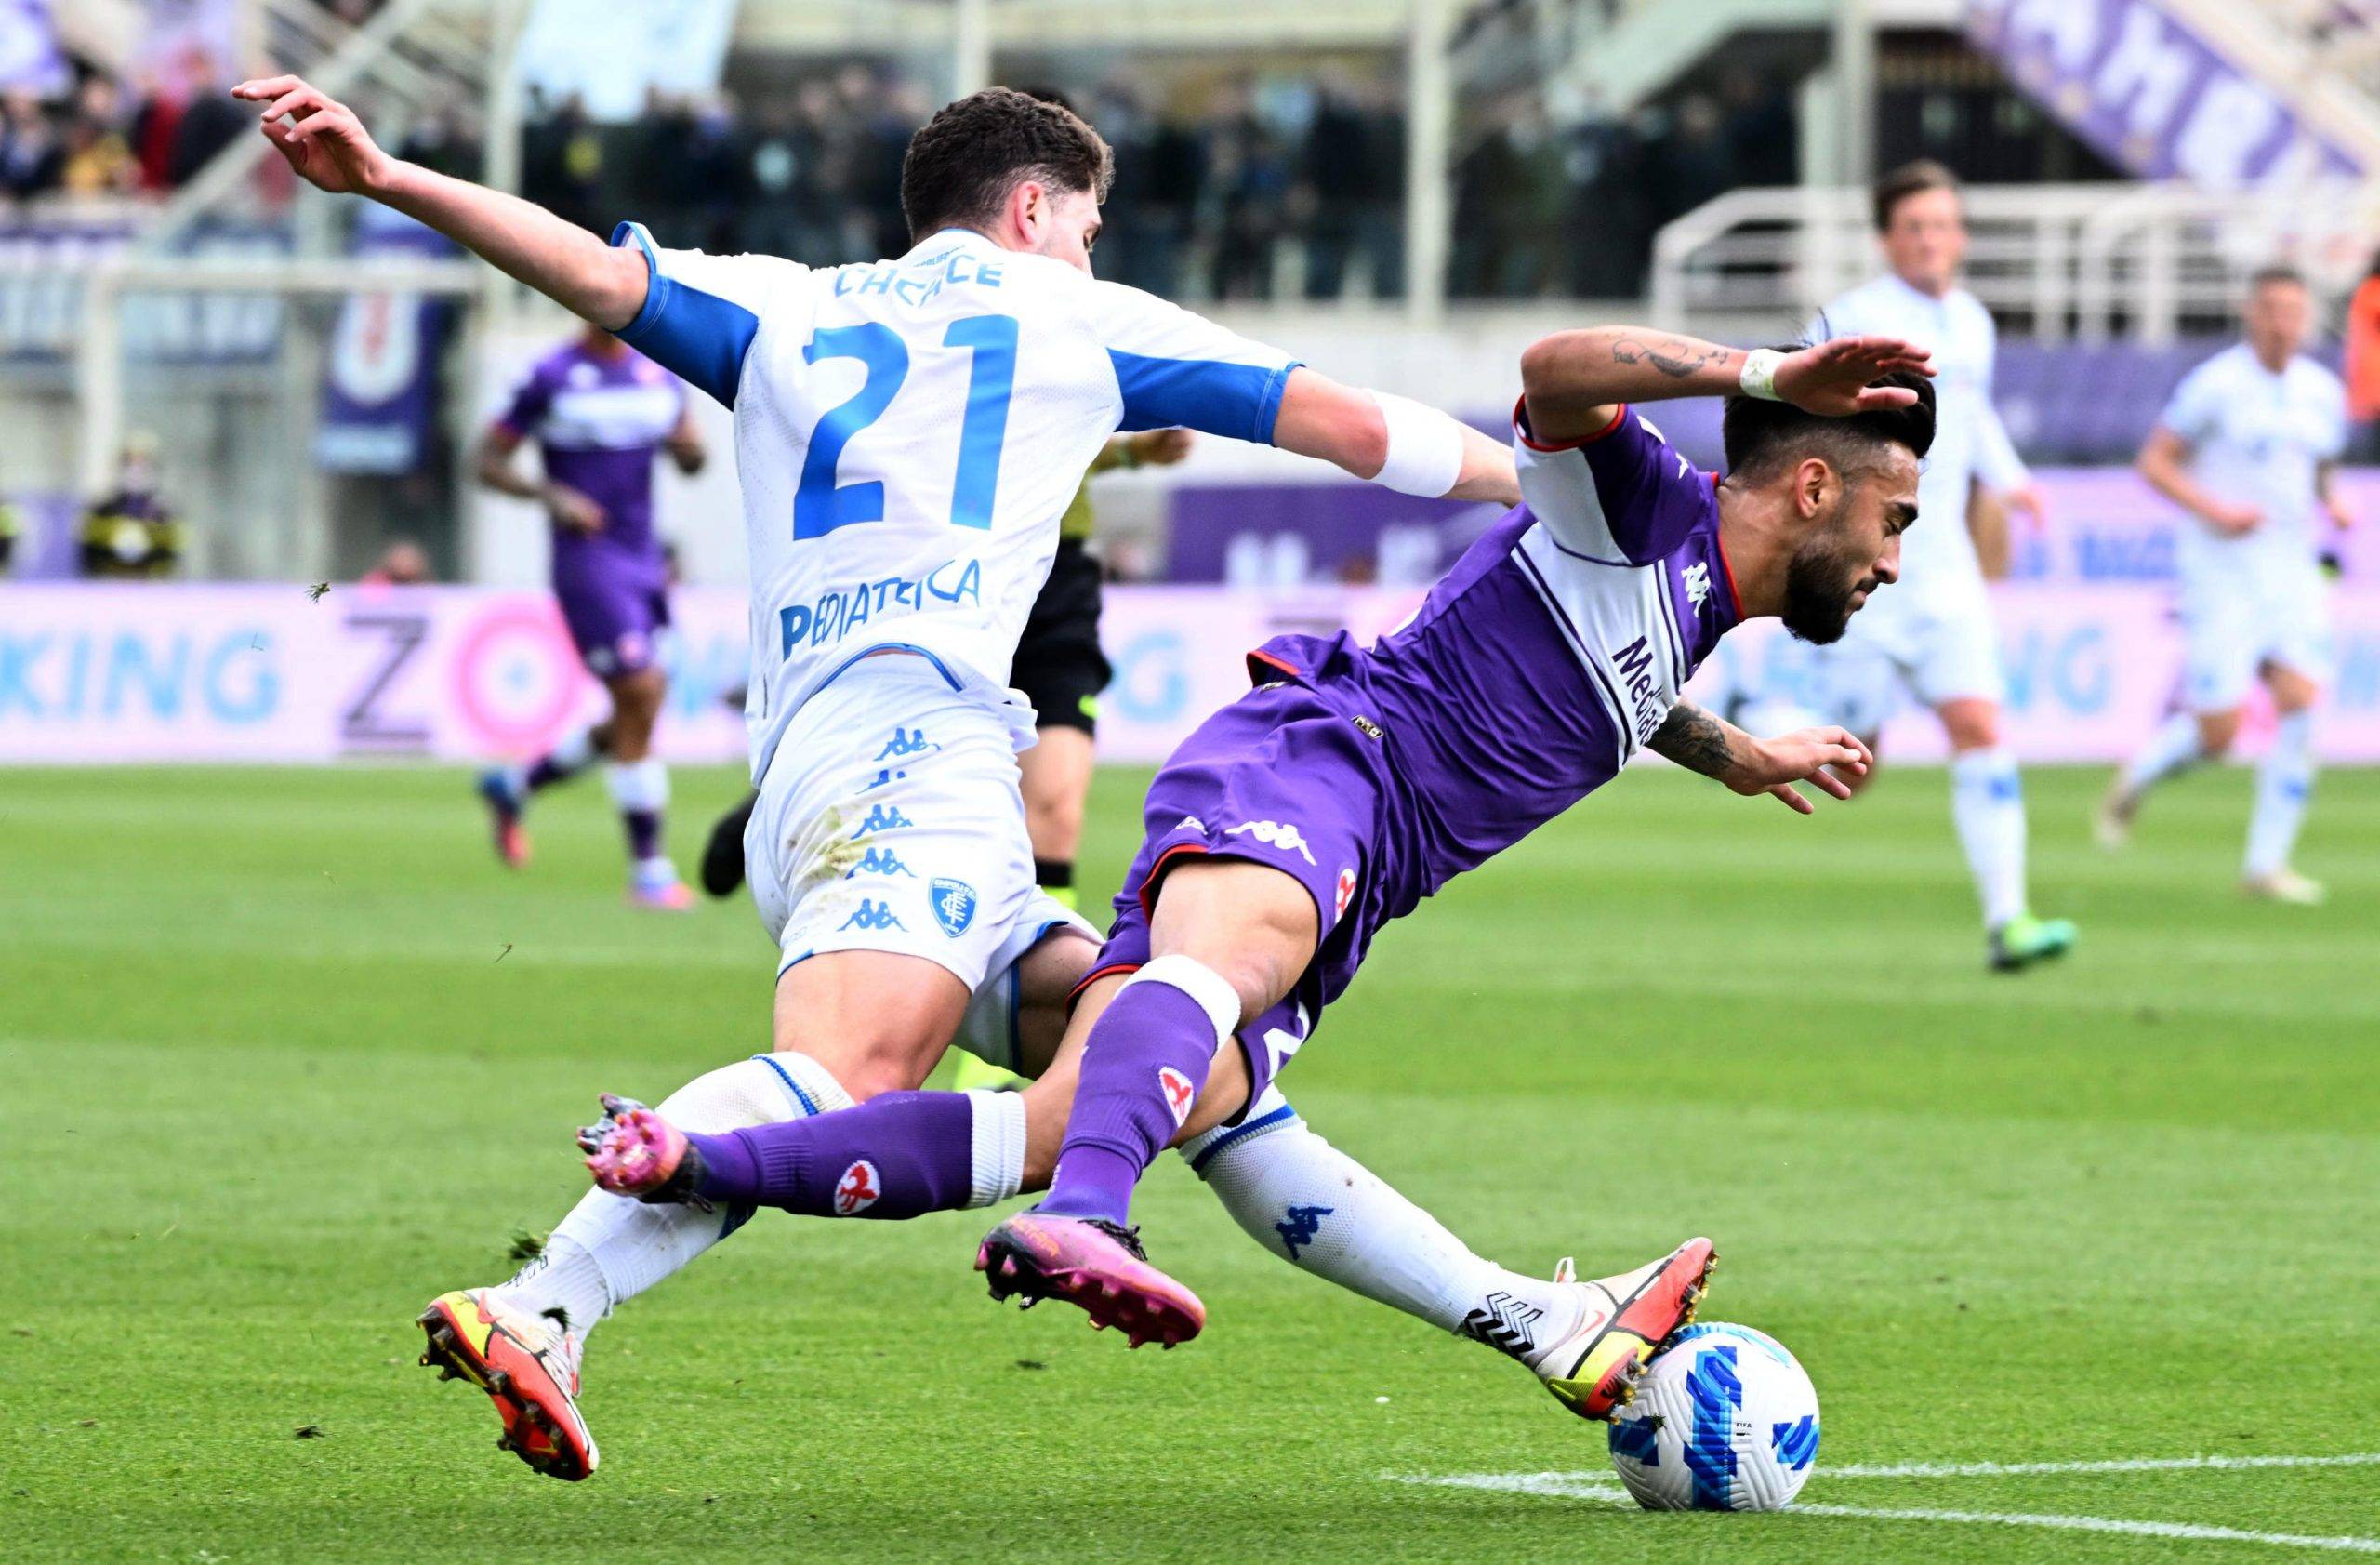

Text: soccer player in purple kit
xmin=590 ymin=325 xmax=1934 ymax=1417
xmin=473 ymin=322 xmax=707 ymax=908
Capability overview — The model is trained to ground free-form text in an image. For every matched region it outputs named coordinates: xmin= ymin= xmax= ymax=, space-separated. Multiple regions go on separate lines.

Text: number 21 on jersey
xmin=793 ymin=313 xmax=1017 ymax=540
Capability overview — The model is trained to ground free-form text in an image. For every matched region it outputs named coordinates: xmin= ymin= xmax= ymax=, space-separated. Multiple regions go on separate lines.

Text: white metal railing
xmin=1649 ymin=180 xmax=2380 ymax=343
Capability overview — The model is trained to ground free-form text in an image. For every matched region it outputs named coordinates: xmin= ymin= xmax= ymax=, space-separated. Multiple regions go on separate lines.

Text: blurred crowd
xmin=0 ymin=49 xmax=253 ymax=204
xmin=4 ymin=43 xmax=1795 ymax=301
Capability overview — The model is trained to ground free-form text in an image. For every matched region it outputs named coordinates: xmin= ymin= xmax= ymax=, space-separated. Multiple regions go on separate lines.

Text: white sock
xmin=2122 ymin=711 xmax=2208 ymax=797
xmin=496 ymin=1053 xmax=853 ymax=1337
xmin=2245 ymin=710 xmax=2317 ymax=877
xmin=1950 ymin=746 xmax=2029 ymax=930
xmin=963 ymin=1089 xmax=1027 ymax=1208
xmin=1183 ymin=1091 xmax=1586 ymax=1359
xmin=605 ymin=756 xmax=670 ymax=812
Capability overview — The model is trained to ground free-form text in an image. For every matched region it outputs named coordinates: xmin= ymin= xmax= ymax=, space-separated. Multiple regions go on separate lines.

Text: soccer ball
xmin=1606 ymin=1322 xmax=1819 ymax=1511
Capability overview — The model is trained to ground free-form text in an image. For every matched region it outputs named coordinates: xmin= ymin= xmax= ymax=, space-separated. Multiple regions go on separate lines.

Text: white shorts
xmin=1808 ymin=592 xmax=2005 ymax=738
xmin=2180 ymin=568 xmax=2333 ymax=712
xmin=746 ymin=654 xmax=1041 ymax=991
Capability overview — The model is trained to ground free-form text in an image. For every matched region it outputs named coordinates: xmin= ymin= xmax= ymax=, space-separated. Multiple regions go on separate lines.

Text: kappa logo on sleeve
xmin=1683 ymin=562 xmax=1712 ymax=610
xmin=1157 ymin=1066 xmax=1197 ymax=1127
xmin=1224 ymin=820 xmax=1316 ymax=866
xmin=930 ymin=877 xmax=977 ymax=938
xmin=833 ymin=1160 xmax=881 ymax=1215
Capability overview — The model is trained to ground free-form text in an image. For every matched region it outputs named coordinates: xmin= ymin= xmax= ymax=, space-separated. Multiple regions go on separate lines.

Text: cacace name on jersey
xmin=611 ymin=221 xmax=1300 ymax=776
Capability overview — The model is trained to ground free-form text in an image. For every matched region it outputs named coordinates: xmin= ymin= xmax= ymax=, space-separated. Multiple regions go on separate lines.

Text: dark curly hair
xmin=1721 ymin=352 xmax=1937 ymax=483
xmin=900 ymin=87 xmax=1114 ymax=244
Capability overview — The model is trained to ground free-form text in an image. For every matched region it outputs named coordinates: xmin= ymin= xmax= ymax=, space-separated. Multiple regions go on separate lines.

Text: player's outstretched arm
xmin=1650 ymin=701 xmax=1871 ymax=815
xmin=1519 ymin=328 xmax=1934 ymax=445
xmin=231 ymin=75 xmax=648 ymax=330
xmin=1272 ymin=370 xmax=1521 ymax=506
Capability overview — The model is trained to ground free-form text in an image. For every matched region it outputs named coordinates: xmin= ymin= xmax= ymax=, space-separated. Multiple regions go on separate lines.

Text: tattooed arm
xmin=1649 ymin=701 xmax=1876 ymax=816
xmin=1517 ymin=327 xmax=1934 ymax=444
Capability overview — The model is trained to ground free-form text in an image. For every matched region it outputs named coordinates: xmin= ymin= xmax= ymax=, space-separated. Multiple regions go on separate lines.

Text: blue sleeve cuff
xmin=606 ymin=220 xmax=759 ymax=408
xmin=1111 ymin=351 xmax=1302 ymax=444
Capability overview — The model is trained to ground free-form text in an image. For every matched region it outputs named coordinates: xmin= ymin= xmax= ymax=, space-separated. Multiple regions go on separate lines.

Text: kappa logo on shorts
xmin=1157 ymin=1066 xmax=1197 ymax=1127
xmin=850 ymin=804 xmax=916 ymax=838
xmin=875 ymin=726 xmax=941 ymax=761
xmin=849 ymin=846 xmax=917 ymax=879
xmin=1334 ymin=866 xmax=1357 ymax=919
xmin=930 ymin=878 xmax=977 ymax=938
xmin=840 ymin=899 xmax=906 ymax=933
xmin=833 ymin=1160 xmax=881 ymax=1215
xmin=1225 ymin=819 xmax=1316 ymax=866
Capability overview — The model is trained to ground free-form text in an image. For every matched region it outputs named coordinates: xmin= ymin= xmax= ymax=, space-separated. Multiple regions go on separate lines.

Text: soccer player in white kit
xmin=2101 ymin=266 xmax=2354 ymax=904
xmin=230 ymin=75 xmax=1519 ymax=1479
xmin=1808 ymin=161 xmax=2077 ymax=971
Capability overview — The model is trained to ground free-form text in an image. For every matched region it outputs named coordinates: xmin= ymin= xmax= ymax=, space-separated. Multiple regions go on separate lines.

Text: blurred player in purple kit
xmin=590 ymin=325 xmax=1935 ymax=1416
xmin=473 ymin=322 xmax=707 ymax=908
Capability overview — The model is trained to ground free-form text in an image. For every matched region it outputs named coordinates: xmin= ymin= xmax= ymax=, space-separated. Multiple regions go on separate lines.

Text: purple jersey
xmin=1095 ymin=403 xmax=1743 ymax=1108
xmin=497 ymin=342 xmax=687 ymax=577
xmin=498 ymin=342 xmax=689 ymax=676
xmin=1250 ymin=401 xmax=1739 ymax=908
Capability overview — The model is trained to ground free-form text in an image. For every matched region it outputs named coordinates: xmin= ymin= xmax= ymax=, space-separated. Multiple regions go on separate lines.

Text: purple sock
xmin=685 ymin=1092 xmax=976 ymax=1218
xmin=623 ymin=807 xmax=663 ymax=862
xmin=1039 ymin=979 xmax=1222 ymax=1225
xmin=523 ymin=755 xmax=575 ymax=793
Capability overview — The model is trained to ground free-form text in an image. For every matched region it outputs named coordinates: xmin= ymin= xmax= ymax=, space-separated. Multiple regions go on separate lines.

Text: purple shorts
xmin=1078 ymin=670 xmax=1402 ymax=1110
xmin=555 ymin=572 xmax=669 ymax=679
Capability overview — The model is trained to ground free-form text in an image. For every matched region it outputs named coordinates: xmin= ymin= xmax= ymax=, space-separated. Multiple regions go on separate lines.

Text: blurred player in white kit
xmin=2102 ymin=266 xmax=2353 ymax=904
xmin=1807 ymin=161 xmax=2076 ymax=972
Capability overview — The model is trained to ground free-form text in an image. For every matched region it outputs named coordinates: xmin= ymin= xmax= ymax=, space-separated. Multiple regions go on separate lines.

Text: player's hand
xmin=2325 ymin=494 xmax=2355 ymax=532
xmin=1773 ymin=337 xmax=1936 ymax=418
xmin=1134 ymin=429 xmax=1196 ymax=467
xmin=2204 ymin=499 xmax=2263 ymax=535
xmin=1737 ymin=726 xmax=1872 ymax=815
xmin=2004 ymin=482 xmax=2050 ymax=532
xmin=231 ymin=74 xmax=396 ymax=195
xmin=546 ymin=485 xmax=605 ymax=533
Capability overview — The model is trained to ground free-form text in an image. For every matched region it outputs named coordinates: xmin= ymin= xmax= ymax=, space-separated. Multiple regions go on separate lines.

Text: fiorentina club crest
xmin=1157 ymin=1066 xmax=1196 ymax=1127
xmin=833 ymin=1160 xmax=881 ymax=1215
xmin=1334 ymin=866 xmax=1357 ymax=920
xmin=930 ymin=877 xmax=977 ymax=938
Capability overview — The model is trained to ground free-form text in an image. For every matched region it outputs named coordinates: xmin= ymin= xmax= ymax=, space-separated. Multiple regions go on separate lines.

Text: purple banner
xmin=1964 ymin=0 xmax=2364 ymax=186
xmin=315 ymin=207 xmax=458 ymax=475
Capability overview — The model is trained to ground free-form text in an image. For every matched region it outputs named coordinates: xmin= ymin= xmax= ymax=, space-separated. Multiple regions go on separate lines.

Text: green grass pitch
xmin=4 ymin=761 xmax=2375 ymax=1562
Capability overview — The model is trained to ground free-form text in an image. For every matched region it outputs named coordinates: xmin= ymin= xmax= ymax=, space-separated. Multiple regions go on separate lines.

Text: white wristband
xmin=1739 ymin=348 xmax=1785 ymax=402
xmin=1370 ymin=391 xmax=1469 ymax=498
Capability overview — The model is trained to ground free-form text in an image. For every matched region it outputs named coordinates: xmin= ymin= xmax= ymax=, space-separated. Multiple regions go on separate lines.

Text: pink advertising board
xmin=2 ymin=581 xmax=2374 ymax=766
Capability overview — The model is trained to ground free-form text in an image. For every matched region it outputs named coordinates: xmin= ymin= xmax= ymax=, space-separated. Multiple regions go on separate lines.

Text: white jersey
xmin=613 ymin=222 xmax=1301 ymax=776
xmin=2155 ymin=342 xmax=2346 ymax=589
xmin=1812 ymin=275 xmax=2027 ymax=618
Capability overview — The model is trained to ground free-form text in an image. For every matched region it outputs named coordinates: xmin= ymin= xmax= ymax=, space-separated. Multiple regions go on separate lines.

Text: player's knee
xmin=2197 ymin=710 xmax=2242 ymax=756
xmin=1939 ymin=700 xmax=2001 ymax=751
xmin=1025 ymin=791 xmax=1083 ymax=859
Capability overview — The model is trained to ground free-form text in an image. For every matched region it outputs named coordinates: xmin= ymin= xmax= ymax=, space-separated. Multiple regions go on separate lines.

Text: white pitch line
xmin=1404 ymin=1458 xmax=2380 ymax=1556
xmin=1825 ymin=1452 xmax=2380 ymax=1479
xmin=1788 ymin=1503 xmax=2380 ymax=1555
